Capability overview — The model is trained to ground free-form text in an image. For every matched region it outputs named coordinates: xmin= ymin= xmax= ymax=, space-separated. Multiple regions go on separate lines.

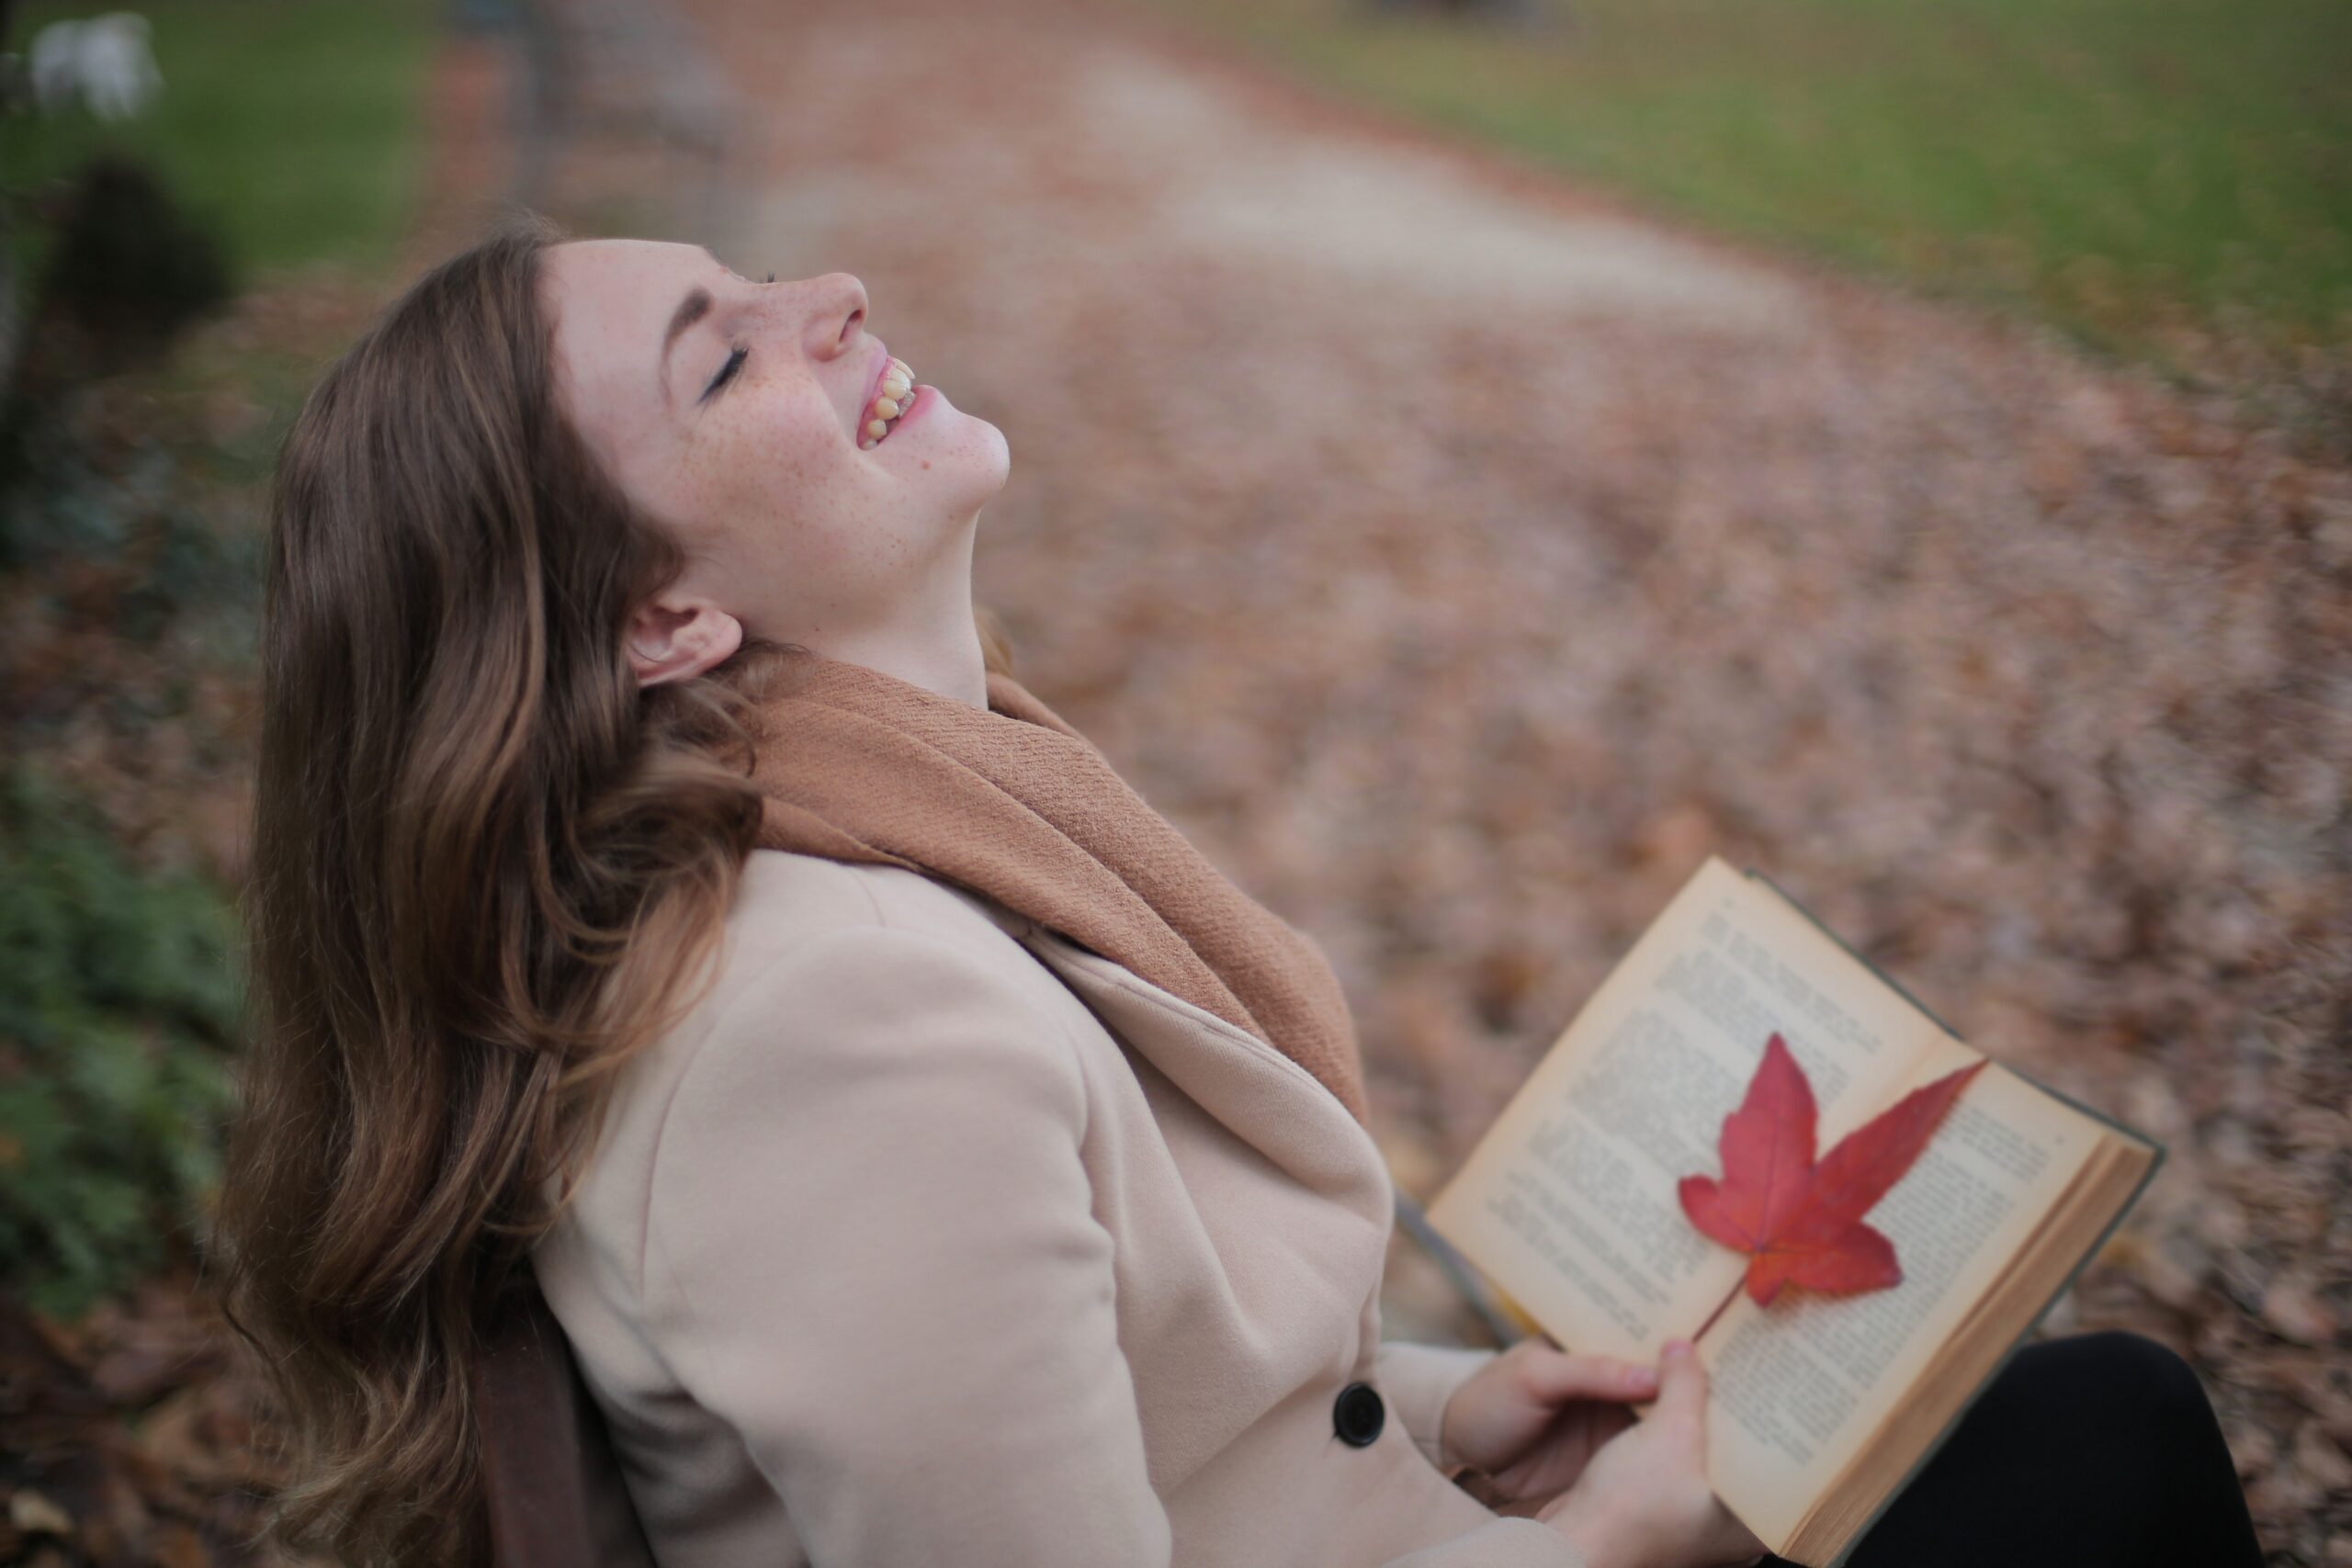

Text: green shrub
xmin=0 ymin=766 xmax=243 ymax=1320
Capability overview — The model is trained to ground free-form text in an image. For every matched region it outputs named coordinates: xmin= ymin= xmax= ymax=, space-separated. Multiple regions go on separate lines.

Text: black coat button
xmin=1332 ymin=1382 xmax=1385 ymax=1447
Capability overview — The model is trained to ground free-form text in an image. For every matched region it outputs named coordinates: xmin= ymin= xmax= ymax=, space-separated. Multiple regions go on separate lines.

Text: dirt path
xmin=669 ymin=0 xmax=2348 ymax=1551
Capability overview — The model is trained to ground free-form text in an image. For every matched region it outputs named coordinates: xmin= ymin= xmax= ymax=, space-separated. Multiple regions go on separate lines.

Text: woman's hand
xmin=1439 ymin=1337 xmax=1660 ymax=1507
xmin=1535 ymin=1339 xmax=1769 ymax=1568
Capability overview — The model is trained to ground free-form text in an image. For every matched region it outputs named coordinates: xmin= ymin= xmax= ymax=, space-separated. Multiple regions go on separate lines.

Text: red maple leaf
xmin=1678 ymin=1033 xmax=1988 ymax=1306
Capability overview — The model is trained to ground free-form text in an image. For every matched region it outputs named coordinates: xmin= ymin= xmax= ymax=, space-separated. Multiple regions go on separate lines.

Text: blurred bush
xmin=18 ymin=151 xmax=233 ymax=387
xmin=0 ymin=765 xmax=242 ymax=1321
xmin=0 ymin=151 xmax=260 ymax=677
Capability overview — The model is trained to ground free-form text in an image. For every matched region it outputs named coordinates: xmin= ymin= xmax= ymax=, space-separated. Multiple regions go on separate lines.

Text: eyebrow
xmin=657 ymin=249 xmax=729 ymax=406
xmin=658 ymin=288 xmax=713 ymax=407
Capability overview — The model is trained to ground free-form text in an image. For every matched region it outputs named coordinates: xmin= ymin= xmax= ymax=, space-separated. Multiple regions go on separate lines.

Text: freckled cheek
xmin=682 ymin=424 xmax=882 ymax=587
xmin=691 ymin=417 xmax=840 ymax=518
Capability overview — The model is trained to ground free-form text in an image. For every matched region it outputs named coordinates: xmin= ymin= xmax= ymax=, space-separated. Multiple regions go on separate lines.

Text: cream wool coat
xmin=532 ymin=848 xmax=1590 ymax=1568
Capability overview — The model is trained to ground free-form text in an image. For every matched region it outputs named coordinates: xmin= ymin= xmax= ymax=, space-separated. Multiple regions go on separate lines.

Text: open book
xmin=1424 ymin=856 xmax=2162 ymax=1568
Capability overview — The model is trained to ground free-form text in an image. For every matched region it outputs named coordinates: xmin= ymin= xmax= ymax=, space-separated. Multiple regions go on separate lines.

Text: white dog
xmin=30 ymin=12 xmax=162 ymax=122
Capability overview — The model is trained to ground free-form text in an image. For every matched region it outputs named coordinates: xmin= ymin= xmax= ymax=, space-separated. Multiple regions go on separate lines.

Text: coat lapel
xmin=944 ymin=880 xmax=1401 ymax=1485
xmin=1013 ymin=925 xmax=1393 ymax=1222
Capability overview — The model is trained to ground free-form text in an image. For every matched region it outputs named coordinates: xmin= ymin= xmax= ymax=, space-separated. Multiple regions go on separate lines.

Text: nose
xmin=799 ymin=271 xmax=867 ymax=359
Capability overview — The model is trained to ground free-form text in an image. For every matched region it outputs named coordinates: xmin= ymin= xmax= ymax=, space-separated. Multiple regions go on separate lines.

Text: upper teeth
xmin=862 ymin=357 xmax=915 ymax=448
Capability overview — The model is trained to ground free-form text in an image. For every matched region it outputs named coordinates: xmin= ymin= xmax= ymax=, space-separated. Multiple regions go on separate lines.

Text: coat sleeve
xmin=1373 ymin=1340 xmax=1498 ymax=1469
xmin=642 ymin=920 xmax=1589 ymax=1568
xmin=644 ymin=922 xmax=1169 ymax=1567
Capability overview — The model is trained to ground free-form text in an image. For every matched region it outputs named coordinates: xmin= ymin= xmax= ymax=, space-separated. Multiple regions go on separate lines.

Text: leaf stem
xmin=1691 ymin=1280 xmax=1741 ymax=1346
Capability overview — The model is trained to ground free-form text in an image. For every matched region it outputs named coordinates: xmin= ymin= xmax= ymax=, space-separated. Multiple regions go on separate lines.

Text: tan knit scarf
xmin=740 ymin=645 xmax=1371 ymax=1128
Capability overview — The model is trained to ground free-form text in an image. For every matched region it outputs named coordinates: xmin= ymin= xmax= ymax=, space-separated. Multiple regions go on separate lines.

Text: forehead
xmin=543 ymin=238 xmax=722 ymax=416
xmin=547 ymin=236 xmax=716 ymax=302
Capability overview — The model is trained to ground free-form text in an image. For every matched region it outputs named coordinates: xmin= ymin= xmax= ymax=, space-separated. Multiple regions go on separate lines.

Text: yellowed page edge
xmin=1790 ymin=1132 xmax=2158 ymax=1565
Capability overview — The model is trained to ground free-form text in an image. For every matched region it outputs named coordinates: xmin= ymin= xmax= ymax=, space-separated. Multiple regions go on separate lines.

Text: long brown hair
xmin=212 ymin=209 xmax=1013 ymax=1565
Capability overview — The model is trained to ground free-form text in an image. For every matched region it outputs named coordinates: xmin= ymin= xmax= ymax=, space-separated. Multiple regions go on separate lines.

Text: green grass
xmin=5 ymin=0 xmax=437 ymax=286
xmin=1139 ymin=0 xmax=2352 ymax=370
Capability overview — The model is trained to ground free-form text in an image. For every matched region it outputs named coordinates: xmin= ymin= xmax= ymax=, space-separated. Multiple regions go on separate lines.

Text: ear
xmin=625 ymin=595 xmax=744 ymax=687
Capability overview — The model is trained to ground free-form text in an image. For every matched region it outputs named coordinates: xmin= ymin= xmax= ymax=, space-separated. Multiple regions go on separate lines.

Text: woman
xmin=214 ymin=212 xmax=2267 ymax=1568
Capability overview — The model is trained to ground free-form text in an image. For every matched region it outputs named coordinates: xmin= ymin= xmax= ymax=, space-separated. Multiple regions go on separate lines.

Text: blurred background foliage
xmin=1 ymin=0 xmax=431 ymax=1395
xmin=3 ymin=0 xmax=434 ymax=283
xmin=0 ymin=766 xmax=240 ymax=1322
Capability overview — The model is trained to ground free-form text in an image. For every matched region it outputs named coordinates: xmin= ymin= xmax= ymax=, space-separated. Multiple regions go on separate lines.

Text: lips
xmin=857 ymin=349 xmax=918 ymax=449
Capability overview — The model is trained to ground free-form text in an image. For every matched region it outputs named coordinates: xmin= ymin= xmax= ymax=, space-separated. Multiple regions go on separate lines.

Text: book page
xmin=1794 ymin=1131 xmax=2158 ymax=1565
xmin=1426 ymin=859 xmax=1945 ymax=1362
xmin=1694 ymin=1040 xmax=2106 ymax=1551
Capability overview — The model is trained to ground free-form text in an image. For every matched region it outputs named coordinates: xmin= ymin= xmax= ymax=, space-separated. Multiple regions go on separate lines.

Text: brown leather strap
xmin=470 ymin=1280 xmax=656 ymax=1568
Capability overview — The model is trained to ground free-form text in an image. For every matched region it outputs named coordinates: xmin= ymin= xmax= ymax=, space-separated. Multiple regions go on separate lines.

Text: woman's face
xmin=540 ymin=238 xmax=1009 ymax=673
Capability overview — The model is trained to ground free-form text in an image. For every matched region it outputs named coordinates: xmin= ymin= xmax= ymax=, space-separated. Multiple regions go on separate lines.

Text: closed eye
xmin=702 ymin=346 xmax=748 ymax=403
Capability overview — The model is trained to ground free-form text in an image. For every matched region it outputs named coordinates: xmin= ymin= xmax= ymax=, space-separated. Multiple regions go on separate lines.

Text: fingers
xmin=1523 ymin=1345 xmax=1662 ymax=1403
xmin=1653 ymin=1337 xmax=1708 ymax=1426
xmin=1653 ymin=1342 xmax=1751 ymax=1562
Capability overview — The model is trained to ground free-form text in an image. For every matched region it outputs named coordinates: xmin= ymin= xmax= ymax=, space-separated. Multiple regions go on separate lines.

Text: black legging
xmin=1765 ymin=1329 xmax=2266 ymax=1568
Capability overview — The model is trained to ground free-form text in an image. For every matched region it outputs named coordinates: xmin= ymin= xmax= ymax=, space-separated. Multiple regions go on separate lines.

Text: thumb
xmin=1654 ymin=1338 xmax=1709 ymax=1422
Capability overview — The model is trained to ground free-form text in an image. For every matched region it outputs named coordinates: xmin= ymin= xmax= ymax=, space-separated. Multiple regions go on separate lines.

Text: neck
xmin=789 ymin=516 xmax=989 ymax=709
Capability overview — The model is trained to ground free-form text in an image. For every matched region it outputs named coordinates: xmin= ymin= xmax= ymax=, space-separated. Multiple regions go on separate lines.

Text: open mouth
xmin=860 ymin=355 xmax=918 ymax=449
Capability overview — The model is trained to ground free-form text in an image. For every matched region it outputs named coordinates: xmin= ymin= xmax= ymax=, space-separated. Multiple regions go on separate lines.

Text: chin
xmin=927 ymin=400 xmax=1012 ymax=507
